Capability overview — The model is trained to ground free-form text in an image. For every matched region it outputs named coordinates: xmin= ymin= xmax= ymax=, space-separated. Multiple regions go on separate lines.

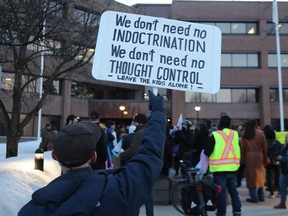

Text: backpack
xmin=181 ymin=180 xmax=221 ymax=215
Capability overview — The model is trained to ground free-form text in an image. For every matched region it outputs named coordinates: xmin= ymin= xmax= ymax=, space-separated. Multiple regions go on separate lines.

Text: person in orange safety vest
xmin=204 ymin=115 xmax=241 ymax=216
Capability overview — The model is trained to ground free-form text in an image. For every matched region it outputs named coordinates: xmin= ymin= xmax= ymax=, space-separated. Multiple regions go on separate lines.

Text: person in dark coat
xmin=89 ymin=110 xmax=108 ymax=170
xmin=173 ymin=120 xmax=195 ymax=175
xmin=263 ymin=125 xmax=282 ymax=198
xmin=39 ymin=123 xmax=51 ymax=151
xmin=122 ymin=125 xmax=136 ymax=151
xmin=18 ymin=90 xmax=166 ymax=216
xmin=192 ymin=123 xmax=209 ymax=168
xmin=119 ymin=113 xmax=148 ymax=165
xmin=46 ymin=125 xmax=58 ymax=151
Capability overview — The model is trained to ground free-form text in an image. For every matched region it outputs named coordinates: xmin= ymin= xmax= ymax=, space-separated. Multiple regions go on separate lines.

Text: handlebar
xmin=186 ymin=167 xmax=201 ymax=174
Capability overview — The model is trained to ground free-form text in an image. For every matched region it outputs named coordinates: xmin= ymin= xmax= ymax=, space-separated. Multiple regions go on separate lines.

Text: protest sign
xmin=92 ymin=11 xmax=222 ymax=94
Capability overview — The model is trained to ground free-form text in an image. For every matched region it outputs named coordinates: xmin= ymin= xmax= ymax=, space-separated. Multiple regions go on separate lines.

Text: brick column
xmin=171 ymin=91 xmax=185 ymax=126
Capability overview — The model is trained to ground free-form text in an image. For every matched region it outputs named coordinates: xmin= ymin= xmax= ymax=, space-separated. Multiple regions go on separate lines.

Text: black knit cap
xmin=90 ymin=110 xmax=99 ymax=120
xmin=53 ymin=121 xmax=100 ymax=167
xmin=219 ymin=115 xmax=231 ymax=129
xmin=133 ymin=114 xmax=148 ymax=124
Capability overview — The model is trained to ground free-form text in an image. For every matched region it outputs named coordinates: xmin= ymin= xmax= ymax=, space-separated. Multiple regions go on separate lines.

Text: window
xmin=268 ymin=53 xmax=288 ymax=68
xmin=76 ymin=48 xmax=94 ymax=63
xmin=1 ymin=72 xmax=60 ymax=94
xmin=45 ymin=39 xmax=61 ymax=54
xmin=74 ymin=8 xmax=100 ymax=27
xmin=185 ymin=92 xmax=201 ymax=103
xmin=195 ymin=21 xmax=258 ymax=35
xmin=0 ymin=30 xmax=19 ymax=46
xmin=71 ymin=82 xmax=135 ymax=99
xmin=185 ymin=88 xmax=258 ymax=103
xmin=72 ymin=81 xmax=98 ymax=98
xmin=1 ymin=72 xmax=14 ymax=91
xmin=284 ymin=89 xmax=288 ymax=102
xmin=27 ymin=36 xmax=39 ymax=51
xmin=270 ymin=88 xmax=288 ymax=102
xmin=43 ymin=79 xmax=61 ymax=95
xmin=47 ymin=2 xmax=63 ymax=17
xmin=22 ymin=75 xmax=61 ymax=94
xmin=221 ymin=53 xmax=259 ymax=68
xmin=217 ymin=89 xmax=231 ymax=103
xmin=232 ymin=89 xmax=247 ymax=103
xmin=200 ymin=93 xmax=214 ymax=103
xmin=71 ymin=81 xmax=82 ymax=97
xmin=267 ymin=22 xmax=288 ymax=35
xmin=247 ymin=89 xmax=257 ymax=103
xmin=22 ymin=75 xmax=39 ymax=93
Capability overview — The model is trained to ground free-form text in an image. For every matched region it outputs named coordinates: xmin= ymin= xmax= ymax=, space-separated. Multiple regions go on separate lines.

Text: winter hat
xmin=133 ymin=114 xmax=148 ymax=124
xmin=219 ymin=115 xmax=231 ymax=129
xmin=53 ymin=121 xmax=100 ymax=167
xmin=181 ymin=120 xmax=192 ymax=126
xmin=90 ymin=110 xmax=99 ymax=120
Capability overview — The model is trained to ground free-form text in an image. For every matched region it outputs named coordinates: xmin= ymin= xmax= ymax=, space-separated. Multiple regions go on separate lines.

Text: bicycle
xmin=170 ymin=159 xmax=221 ymax=216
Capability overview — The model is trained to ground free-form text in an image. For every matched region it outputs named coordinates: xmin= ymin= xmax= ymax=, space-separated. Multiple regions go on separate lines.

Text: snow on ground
xmin=0 ymin=140 xmax=60 ymax=216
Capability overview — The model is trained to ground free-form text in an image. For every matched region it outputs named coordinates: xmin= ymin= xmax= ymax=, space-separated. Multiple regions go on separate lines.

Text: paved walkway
xmin=139 ymin=182 xmax=288 ymax=216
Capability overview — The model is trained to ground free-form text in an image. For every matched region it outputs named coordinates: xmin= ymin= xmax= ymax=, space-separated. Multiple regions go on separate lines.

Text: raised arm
xmin=114 ymin=90 xmax=166 ymax=214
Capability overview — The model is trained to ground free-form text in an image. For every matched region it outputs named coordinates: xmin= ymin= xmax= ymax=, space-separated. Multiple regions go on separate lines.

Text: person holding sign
xmin=18 ymin=90 xmax=166 ymax=216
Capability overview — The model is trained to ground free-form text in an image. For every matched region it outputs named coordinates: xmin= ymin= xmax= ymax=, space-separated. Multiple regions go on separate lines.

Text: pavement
xmin=139 ymin=180 xmax=288 ymax=216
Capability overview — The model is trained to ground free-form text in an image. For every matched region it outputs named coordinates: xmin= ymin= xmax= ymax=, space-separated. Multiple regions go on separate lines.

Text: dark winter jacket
xmin=122 ymin=133 xmax=135 ymax=151
xmin=192 ymin=125 xmax=209 ymax=167
xmin=279 ymin=144 xmax=288 ymax=174
xmin=267 ymin=139 xmax=282 ymax=165
xmin=18 ymin=111 xmax=166 ymax=216
xmin=92 ymin=124 xmax=108 ymax=170
xmin=173 ymin=128 xmax=195 ymax=160
xmin=119 ymin=125 xmax=145 ymax=165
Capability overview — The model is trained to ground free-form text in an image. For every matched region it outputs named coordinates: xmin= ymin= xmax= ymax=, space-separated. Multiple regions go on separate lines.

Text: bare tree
xmin=0 ymin=0 xmax=137 ymax=158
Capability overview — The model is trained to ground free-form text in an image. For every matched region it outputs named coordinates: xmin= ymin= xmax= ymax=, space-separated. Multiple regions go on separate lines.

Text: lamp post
xmin=194 ymin=105 xmax=201 ymax=127
xmin=34 ymin=148 xmax=44 ymax=171
xmin=119 ymin=105 xmax=126 ymax=125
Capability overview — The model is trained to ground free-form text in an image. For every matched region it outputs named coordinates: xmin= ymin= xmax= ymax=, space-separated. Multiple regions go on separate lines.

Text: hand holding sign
xmin=148 ymin=90 xmax=164 ymax=113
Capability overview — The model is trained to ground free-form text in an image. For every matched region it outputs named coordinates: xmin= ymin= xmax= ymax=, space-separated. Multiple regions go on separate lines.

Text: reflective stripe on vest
xmin=209 ymin=129 xmax=240 ymax=172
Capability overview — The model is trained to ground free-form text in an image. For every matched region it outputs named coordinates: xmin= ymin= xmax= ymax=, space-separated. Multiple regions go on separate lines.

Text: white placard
xmin=92 ymin=11 xmax=221 ymax=94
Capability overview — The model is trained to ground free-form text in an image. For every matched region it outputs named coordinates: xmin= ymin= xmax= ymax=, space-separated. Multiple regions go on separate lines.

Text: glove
xmin=148 ymin=90 xmax=164 ymax=113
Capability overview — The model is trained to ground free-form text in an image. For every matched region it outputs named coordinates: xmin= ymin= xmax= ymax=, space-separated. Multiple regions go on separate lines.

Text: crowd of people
xmin=32 ymin=100 xmax=288 ymax=216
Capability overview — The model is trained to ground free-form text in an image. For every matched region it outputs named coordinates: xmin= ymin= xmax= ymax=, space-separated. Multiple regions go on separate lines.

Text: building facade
xmin=1 ymin=0 xmax=288 ymax=135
